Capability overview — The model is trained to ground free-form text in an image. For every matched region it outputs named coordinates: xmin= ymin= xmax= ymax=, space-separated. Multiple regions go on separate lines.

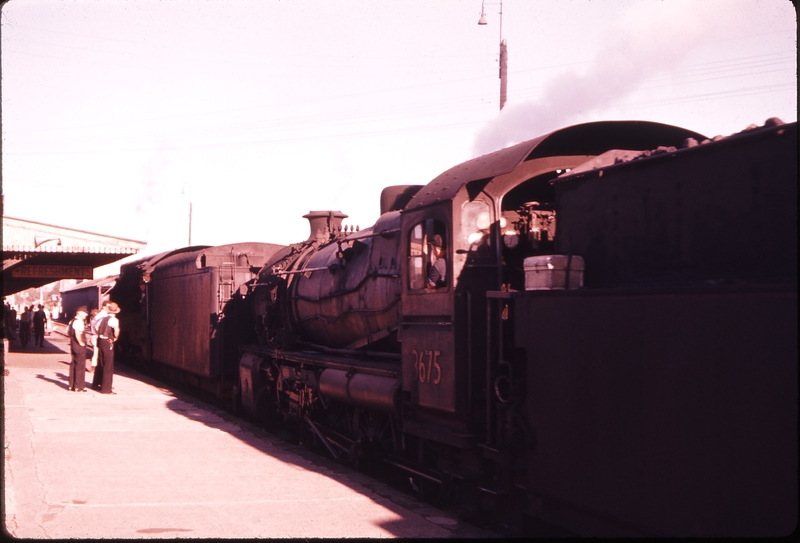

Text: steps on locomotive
xmin=401 ymin=419 xmax=480 ymax=449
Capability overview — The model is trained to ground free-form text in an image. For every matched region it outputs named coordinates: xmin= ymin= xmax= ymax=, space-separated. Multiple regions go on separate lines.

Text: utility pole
xmin=499 ymin=39 xmax=507 ymax=110
xmin=188 ymin=199 xmax=193 ymax=246
xmin=182 ymin=183 xmax=193 ymax=246
xmin=479 ymin=0 xmax=507 ymax=110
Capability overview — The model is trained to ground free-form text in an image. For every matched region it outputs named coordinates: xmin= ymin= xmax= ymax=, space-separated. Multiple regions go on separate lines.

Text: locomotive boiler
xmin=111 ymin=118 xmax=797 ymax=537
xmin=251 ymin=209 xmax=404 ymax=351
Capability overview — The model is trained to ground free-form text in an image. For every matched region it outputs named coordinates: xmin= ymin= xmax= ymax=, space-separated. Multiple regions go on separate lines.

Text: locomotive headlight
xmin=499 ymin=217 xmax=507 ymax=228
xmin=503 ymin=231 xmax=519 ymax=248
xmin=468 ymin=232 xmax=484 ymax=245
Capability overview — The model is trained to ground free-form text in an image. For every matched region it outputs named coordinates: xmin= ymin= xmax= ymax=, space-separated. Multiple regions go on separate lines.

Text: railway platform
xmin=3 ymin=327 xmax=492 ymax=538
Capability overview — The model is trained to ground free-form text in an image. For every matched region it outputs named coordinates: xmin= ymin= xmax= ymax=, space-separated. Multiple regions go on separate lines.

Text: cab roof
xmin=404 ymin=120 xmax=705 ymax=211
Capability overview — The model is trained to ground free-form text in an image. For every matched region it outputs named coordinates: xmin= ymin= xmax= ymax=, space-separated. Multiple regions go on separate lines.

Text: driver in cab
xmin=427 ymin=234 xmax=447 ymax=289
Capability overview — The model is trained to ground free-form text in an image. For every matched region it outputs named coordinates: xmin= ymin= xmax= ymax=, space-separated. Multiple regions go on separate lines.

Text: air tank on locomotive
xmin=252 ymin=185 xmax=421 ymax=352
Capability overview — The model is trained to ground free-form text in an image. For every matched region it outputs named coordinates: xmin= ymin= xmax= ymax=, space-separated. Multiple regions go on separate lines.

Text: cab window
xmin=408 ymin=219 xmax=447 ymax=290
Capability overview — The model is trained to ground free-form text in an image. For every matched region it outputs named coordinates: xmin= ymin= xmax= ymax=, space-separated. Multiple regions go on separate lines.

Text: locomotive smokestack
xmin=303 ymin=210 xmax=348 ymax=242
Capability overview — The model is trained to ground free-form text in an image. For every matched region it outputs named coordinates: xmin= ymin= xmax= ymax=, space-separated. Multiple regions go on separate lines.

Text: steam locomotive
xmin=111 ymin=119 xmax=797 ymax=537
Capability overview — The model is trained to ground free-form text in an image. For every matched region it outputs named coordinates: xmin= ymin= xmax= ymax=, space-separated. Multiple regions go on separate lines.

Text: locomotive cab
xmin=397 ymin=165 xmax=589 ymax=434
xmin=397 ymin=121 xmax=708 ymax=440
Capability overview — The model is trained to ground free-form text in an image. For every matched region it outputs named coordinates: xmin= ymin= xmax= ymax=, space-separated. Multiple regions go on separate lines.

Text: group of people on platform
xmin=68 ymin=301 xmax=120 ymax=394
xmin=3 ymin=303 xmax=51 ymax=349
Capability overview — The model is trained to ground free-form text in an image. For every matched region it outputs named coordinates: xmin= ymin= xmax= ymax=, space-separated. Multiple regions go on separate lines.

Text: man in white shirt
xmin=89 ymin=303 xmax=109 ymax=371
xmin=93 ymin=302 xmax=120 ymax=394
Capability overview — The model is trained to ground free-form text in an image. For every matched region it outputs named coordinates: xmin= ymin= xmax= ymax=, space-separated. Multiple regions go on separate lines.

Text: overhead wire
xmin=3 ymin=24 xmax=795 ymax=156
xmin=5 ymin=17 xmax=793 ymax=127
xmin=7 ymin=42 xmax=794 ymax=136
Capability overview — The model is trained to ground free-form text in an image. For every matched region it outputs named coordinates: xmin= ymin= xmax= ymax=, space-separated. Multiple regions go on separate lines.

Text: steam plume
xmin=472 ymin=0 xmax=751 ymax=155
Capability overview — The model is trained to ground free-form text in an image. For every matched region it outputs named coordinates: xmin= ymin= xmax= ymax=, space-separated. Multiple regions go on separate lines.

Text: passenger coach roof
xmin=119 ymin=246 xmax=210 ymax=276
xmin=405 ymin=120 xmax=706 ymax=211
xmin=119 ymin=243 xmax=286 ymax=277
xmin=60 ymin=275 xmax=117 ymax=293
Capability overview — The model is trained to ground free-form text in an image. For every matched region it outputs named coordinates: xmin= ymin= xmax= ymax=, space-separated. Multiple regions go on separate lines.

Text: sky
xmin=1 ymin=0 xmax=796 ymax=278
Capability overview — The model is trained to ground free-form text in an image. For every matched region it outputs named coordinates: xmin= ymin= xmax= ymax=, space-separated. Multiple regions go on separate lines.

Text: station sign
xmin=11 ymin=265 xmax=93 ymax=279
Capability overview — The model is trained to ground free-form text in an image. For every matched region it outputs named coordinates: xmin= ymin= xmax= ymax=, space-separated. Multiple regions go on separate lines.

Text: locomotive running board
xmin=239 ymin=344 xmax=399 ymax=378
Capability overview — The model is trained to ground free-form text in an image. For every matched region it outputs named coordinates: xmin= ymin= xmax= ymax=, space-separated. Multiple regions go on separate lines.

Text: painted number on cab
xmin=412 ymin=349 xmax=442 ymax=385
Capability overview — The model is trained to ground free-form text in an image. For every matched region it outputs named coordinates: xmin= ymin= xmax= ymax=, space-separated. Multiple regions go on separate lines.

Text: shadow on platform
xmin=35 ymin=371 xmax=72 ymax=391
xmin=108 ymin=359 xmax=478 ymax=537
xmin=7 ymin=335 xmax=67 ymax=354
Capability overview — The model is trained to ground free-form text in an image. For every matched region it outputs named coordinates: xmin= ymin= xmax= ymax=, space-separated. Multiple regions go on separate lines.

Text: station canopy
xmin=3 ymin=216 xmax=147 ymax=296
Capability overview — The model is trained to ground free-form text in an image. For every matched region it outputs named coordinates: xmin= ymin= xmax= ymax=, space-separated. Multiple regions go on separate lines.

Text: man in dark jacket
xmin=68 ymin=306 xmax=88 ymax=392
xmin=33 ymin=304 xmax=48 ymax=347
xmin=4 ymin=302 xmax=16 ymax=339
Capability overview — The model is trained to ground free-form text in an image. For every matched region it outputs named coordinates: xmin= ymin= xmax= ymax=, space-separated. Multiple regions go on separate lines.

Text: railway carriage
xmin=113 ymin=242 xmax=284 ymax=402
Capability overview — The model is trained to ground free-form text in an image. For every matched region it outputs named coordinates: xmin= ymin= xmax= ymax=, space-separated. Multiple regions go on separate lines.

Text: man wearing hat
xmin=92 ymin=302 xmax=121 ymax=394
xmin=89 ymin=302 xmax=111 ymax=372
xmin=427 ymin=234 xmax=447 ymax=289
xmin=68 ymin=306 xmax=89 ymax=392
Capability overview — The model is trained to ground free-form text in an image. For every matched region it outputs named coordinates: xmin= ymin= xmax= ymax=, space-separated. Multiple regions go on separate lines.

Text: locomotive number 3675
xmin=411 ymin=349 xmax=442 ymax=385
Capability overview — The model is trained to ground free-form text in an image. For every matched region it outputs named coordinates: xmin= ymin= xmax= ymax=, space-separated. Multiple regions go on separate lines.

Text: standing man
xmin=4 ymin=302 xmax=16 ymax=340
xmin=33 ymin=304 xmax=48 ymax=347
xmin=68 ymin=306 xmax=88 ymax=392
xmin=94 ymin=302 xmax=120 ymax=394
xmin=90 ymin=303 xmax=109 ymax=385
xmin=89 ymin=303 xmax=109 ymax=373
xmin=19 ymin=306 xmax=32 ymax=349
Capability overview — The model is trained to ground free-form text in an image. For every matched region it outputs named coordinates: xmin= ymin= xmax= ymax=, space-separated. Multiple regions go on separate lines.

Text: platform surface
xmin=3 ymin=329 xmax=491 ymax=538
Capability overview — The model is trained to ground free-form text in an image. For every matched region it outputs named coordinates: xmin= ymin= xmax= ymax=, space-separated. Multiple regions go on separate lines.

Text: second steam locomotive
xmin=111 ymin=119 xmax=797 ymax=537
